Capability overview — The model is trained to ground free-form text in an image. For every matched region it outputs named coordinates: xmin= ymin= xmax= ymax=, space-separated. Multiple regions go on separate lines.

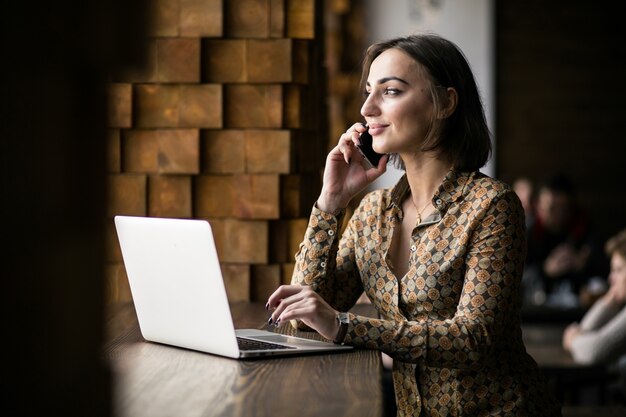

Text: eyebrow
xmin=366 ymin=76 xmax=410 ymax=87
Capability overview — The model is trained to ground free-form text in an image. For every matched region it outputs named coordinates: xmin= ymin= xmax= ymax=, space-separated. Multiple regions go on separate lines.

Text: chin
xmin=371 ymin=140 xmax=387 ymax=154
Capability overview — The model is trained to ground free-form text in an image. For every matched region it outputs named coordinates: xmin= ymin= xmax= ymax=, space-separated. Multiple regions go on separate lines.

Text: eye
xmin=384 ymin=88 xmax=401 ymax=96
xmin=363 ymin=90 xmax=371 ymax=98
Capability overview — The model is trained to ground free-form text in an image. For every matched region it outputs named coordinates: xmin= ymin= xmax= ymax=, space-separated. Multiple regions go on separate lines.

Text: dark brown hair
xmin=359 ymin=33 xmax=492 ymax=171
xmin=606 ymin=228 xmax=626 ymax=260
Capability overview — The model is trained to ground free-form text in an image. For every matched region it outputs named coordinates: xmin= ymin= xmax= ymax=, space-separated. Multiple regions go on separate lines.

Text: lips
xmin=367 ymin=124 xmax=388 ymax=135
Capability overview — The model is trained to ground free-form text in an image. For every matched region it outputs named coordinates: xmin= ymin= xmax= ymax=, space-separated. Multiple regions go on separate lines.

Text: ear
xmin=439 ymin=87 xmax=458 ymax=119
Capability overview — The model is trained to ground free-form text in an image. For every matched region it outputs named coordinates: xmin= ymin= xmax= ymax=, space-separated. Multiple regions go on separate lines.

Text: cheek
xmin=390 ymin=93 xmax=431 ymax=118
xmin=609 ymin=270 xmax=626 ymax=288
xmin=393 ymin=103 xmax=432 ymax=135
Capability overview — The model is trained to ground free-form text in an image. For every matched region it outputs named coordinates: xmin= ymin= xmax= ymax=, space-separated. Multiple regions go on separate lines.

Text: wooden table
xmin=522 ymin=323 xmax=619 ymax=406
xmin=522 ymin=323 xmax=578 ymax=368
xmin=561 ymin=406 xmax=626 ymax=417
xmin=104 ymin=302 xmax=383 ymax=417
xmin=521 ymin=304 xmax=587 ymax=324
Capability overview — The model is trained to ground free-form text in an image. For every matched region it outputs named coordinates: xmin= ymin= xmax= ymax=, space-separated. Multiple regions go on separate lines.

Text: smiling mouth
xmin=367 ymin=124 xmax=388 ymax=135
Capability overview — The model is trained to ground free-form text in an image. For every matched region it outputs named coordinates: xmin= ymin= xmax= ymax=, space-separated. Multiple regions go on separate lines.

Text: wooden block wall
xmin=105 ymin=0 xmax=329 ymax=303
xmin=324 ymin=0 xmax=367 ymax=151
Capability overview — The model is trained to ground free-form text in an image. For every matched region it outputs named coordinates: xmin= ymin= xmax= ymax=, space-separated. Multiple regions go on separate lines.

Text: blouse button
xmin=320 ymin=261 xmax=327 ymax=268
xmin=328 ymin=229 xmax=335 ymax=236
xmin=435 ymin=198 xmax=443 ymax=206
xmin=410 ymin=245 xmax=417 ymax=252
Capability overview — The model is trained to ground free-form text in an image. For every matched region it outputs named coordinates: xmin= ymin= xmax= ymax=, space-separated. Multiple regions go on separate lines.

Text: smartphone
xmin=356 ymin=126 xmax=385 ymax=168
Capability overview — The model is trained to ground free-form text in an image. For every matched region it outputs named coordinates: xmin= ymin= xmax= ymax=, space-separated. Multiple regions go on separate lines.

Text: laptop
xmin=114 ymin=215 xmax=353 ymax=359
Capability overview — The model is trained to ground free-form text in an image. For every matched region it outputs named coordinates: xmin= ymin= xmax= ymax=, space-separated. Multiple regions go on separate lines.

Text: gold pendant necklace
xmin=413 ymin=199 xmax=432 ymax=226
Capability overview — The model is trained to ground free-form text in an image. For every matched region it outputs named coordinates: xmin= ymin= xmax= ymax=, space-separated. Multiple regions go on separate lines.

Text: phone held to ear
xmin=356 ymin=126 xmax=385 ymax=168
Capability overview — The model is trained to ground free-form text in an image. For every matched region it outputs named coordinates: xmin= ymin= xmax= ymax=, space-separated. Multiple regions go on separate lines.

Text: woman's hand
xmin=266 ymin=285 xmax=341 ymax=341
xmin=544 ymin=244 xmax=590 ymax=278
xmin=317 ymin=123 xmax=388 ymax=213
xmin=562 ymin=322 xmax=581 ymax=351
xmin=604 ymin=280 xmax=626 ymax=305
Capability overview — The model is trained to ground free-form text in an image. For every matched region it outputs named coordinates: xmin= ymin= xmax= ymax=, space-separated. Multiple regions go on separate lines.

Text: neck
xmin=403 ymin=152 xmax=452 ymax=206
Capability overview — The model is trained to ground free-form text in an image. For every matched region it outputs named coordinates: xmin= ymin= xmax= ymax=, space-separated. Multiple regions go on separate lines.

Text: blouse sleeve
xmin=570 ymin=301 xmax=626 ymax=364
xmin=579 ymin=296 xmax=622 ymax=331
xmin=344 ymin=188 xmax=527 ymax=367
xmin=290 ymin=203 xmax=365 ymax=317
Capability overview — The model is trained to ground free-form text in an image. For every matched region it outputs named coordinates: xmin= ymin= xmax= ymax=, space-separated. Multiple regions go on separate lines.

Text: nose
xmin=360 ymin=93 xmax=380 ymax=119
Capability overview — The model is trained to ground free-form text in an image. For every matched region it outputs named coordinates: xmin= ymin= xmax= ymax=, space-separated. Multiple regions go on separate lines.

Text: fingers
xmin=267 ymin=285 xmax=313 ymax=323
xmin=266 ymin=284 xmax=303 ymax=311
xmin=351 ymin=121 xmax=368 ymax=136
xmin=335 ymin=123 xmax=368 ymax=164
xmin=336 ymin=133 xmax=359 ymax=164
xmin=363 ymin=153 xmax=389 ymax=183
xmin=266 ymin=285 xmax=318 ymax=324
xmin=276 ymin=299 xmax=318 ymax=326
xmin=373 ymin=153 xmax=389 ymax=173
xmin=265 ymin=285 xmax=340 ymax=339
xmin=273 ymin=294 xmax=339 ymax=340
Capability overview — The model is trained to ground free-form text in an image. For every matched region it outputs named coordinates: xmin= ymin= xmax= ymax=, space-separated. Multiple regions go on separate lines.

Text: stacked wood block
xmin=105 ymin=0 xmax=327 ymax=303
xmin=324 ymin=0 xmax=367 ymax=151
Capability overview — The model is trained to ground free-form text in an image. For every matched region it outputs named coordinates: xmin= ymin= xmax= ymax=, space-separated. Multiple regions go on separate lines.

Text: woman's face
xmin=609 ymin=253 xmax=626 ymax=289
xmin=535 ymin=188 xmax=572 ymax=232
xmin=360 ymin=48 xmax=435 ymax=156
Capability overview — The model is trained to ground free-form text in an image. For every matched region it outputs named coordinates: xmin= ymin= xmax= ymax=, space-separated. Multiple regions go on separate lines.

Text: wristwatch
xmin=333 ymin=312 xmax=349 ymax=345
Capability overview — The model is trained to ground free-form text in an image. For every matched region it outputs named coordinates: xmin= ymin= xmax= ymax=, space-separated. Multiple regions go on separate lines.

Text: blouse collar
xmin=387 ymin=170 xmax=477 ymax=211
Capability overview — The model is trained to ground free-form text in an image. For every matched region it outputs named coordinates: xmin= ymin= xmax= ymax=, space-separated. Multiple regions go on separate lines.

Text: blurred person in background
xmin=522 ymin=173 xmax=604 ymax=307
xmin=513 ymin=176 xmax=535 ymax=229
xmin=563 ymin=228 xmax=626 ymax=365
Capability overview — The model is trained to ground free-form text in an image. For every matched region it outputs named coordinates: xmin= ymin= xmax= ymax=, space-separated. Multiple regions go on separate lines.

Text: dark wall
xmin=3 ymin=2 xmax=147 ymax=416
xmin=496 ymin=0 xmax=626 ymax=244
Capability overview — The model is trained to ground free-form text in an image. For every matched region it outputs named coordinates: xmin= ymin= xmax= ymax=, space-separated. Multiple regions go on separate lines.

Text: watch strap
xmin=333 ymin=312 xmax=349 ymax=344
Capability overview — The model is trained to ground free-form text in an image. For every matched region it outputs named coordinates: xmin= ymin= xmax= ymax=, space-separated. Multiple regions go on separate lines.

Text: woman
xmin=563 ymin=228 xmax=626 ymax=364
xmin=267 ymin=33 xmax=560 ymax=416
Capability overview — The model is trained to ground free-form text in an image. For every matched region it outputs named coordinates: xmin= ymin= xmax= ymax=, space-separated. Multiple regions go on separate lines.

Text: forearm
xmin=291 ymin=205 xmax=363 ymax=312
xmin=579 ymin=296 xmax=621 ymax=331
xmin=344 ymin=311 xmax=497 ymax=366
xmin=571 ymin=307 xmax=626 ymax=364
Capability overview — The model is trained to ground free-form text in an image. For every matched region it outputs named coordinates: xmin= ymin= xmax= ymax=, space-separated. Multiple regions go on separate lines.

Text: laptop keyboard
xmin=237 ymin=336 xmax=296 ymax=351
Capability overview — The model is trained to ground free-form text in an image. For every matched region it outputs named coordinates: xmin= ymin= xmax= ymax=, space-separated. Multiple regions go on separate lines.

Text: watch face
xmin=338 ymin=312 xmax=349 ymax=324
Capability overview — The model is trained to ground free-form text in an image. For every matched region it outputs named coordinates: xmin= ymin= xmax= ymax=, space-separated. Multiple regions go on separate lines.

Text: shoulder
xmin=454 ymin=172 xmax=525 ymax=231
xmin=455 ymin=173 xmax=526 ymax=246
xmin=464 ymin=172 xmax=522 ymax=209
xmin=466 ymin=172 xmax=513 ymax=195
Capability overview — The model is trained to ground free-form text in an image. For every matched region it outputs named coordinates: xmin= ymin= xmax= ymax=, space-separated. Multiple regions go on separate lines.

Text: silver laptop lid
xmin=114 ymin=215 xmax=240 ymax=358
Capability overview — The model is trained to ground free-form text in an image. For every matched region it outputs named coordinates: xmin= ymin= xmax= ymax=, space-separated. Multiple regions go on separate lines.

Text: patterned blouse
xmin=292 ymin=170 xmax=561 ymax=416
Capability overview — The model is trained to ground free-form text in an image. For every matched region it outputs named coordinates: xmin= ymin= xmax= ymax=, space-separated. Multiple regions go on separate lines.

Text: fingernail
xmin=268 ymin=317 xmax=273 ymax=325
xmin=274 ymin=318 xmax=281 ymax=327
xmin=265 ymin=302 xmax=269 ymax=310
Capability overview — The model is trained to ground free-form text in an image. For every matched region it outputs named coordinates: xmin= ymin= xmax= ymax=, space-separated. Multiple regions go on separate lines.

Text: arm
xmin=569 ymin=303 xmax=626 ymax=364
xmin=264 ymin=204 xmax=364 ymax=340
xmin=579 ymin=295 xmax=623 ymax=331
xmin=563 ymin=295 xmax=619 ymax=351
xmin=291 ymin=204 xmax=365 ymax=313
xmin=266 ymin=123 xmax=388 ymax=340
